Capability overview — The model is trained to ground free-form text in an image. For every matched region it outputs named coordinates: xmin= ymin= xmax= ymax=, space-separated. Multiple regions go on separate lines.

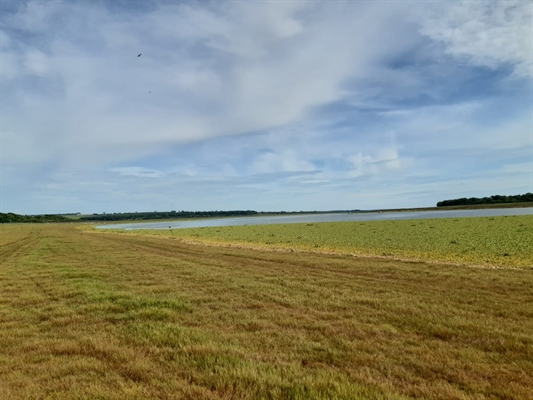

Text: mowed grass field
xmin=0 ymin=219 xmax=532 ymax=399
xmin=108 ymin=214 xmax=533 ymax=268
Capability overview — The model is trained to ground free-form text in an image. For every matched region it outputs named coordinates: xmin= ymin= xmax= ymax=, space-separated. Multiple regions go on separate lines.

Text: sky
xmin=1 ymin=0 xmax=532 ymax=214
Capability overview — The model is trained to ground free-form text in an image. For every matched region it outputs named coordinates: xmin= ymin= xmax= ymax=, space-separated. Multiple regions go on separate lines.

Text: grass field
xmin=104 ymin=214 xmax=533 ymax=268
xmin=1 ymin=221 xmax=532 ymax=399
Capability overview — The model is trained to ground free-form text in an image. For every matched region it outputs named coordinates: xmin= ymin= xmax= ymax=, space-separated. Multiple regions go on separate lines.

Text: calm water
xmin=97 ymin=207 xmax=533 ymax=230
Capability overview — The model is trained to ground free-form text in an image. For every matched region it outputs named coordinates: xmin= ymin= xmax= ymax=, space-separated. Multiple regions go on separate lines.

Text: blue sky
xmin=1 ymin=0 xmax=532 ymax=214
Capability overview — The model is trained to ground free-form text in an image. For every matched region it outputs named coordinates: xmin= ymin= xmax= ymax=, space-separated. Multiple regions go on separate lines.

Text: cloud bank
xmin=1 ymin=0 xmax=531 ymax=213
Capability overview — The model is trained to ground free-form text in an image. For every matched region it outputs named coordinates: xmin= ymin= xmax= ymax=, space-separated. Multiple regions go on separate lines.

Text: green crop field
xmin=106 ymin=214 xmax=533 ymax=268
xmin=1 ymin=219 xmax=533 ymax=399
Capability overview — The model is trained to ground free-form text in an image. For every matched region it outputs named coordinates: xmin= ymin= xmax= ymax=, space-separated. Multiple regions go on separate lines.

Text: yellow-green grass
xmin=102 ymin=214 xmax=533 ymax=269
xmin=1 ymin=223 xmax=533 ymax=399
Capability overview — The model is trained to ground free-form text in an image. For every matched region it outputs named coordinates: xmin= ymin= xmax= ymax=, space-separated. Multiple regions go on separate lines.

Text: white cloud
xmin=348 ymin=148 xmax=407 ymax=178
xmin=500 ymin=162 xmax=533 ymax=175
xmin=377 ymin=101 xmax=531 ymax=155
xmin=9 ymin=0 xmax=62 ymax=33
xmin=251 ymin=151 xmax=316 ymax=175
xmin=0 ymin=51 xmax=20 ymax=80
xmin=24 ymin=49 xmax=50 ymax=76
xmin=110 ymin=167 xmax=164 ymax=178
xmin=419 ymin=0 xmax=532 ymax=79
xmin=0 ymin=29 xmax=11 ymax=49
xmin=2 ymin=0 xmax=531 ymax=213
xmin=2 ymin=1 xmax=421 ymax=167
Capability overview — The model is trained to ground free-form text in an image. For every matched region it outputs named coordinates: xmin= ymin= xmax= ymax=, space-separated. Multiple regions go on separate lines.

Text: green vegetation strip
xmin=111 ymin=215 xmax=533 ymax=268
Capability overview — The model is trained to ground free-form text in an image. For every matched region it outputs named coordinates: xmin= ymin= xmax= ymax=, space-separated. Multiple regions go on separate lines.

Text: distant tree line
xmin=1 ymin=209 xmax=358 ymax=224
xmin=437 ymin=193 xmax=533 ymax=207
xmin=79 ymin=210 xmax=259 ymax=221
xmin=0 ymin=213 xmax=70 ymax=223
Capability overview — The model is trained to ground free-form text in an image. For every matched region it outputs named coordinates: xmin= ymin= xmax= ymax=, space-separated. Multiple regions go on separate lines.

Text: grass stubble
xmin=0 ymin=217 xmax=531 ymax=399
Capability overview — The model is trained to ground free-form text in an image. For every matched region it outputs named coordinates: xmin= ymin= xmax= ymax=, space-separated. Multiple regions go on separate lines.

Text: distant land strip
xmin=1 ymin=193 xmax=532 ymax=223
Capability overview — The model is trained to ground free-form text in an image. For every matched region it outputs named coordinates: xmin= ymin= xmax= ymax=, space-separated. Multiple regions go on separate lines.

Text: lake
xmin=96 ymin=207 xmax=533 ymax=230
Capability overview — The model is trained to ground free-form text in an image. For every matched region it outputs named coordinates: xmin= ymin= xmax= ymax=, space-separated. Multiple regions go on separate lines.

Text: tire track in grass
xmin=87 ymin=231 xmax=372 ymax=283
xmin=88 ymin=229 xmax=492 ymax=286
xmin=85 ymin=231 xmax=487 ymax=304
xmin=0 ymin=233 xmax=40 ymax=265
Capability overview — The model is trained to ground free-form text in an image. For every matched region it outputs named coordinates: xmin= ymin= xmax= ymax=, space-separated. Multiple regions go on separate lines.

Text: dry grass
xmin=1 ymin=223 xmax=532 ymax=399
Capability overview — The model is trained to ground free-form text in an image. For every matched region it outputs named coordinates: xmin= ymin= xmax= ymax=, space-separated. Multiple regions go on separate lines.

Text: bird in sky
xmin=137 ymin=53 xmax=142 ymax=57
